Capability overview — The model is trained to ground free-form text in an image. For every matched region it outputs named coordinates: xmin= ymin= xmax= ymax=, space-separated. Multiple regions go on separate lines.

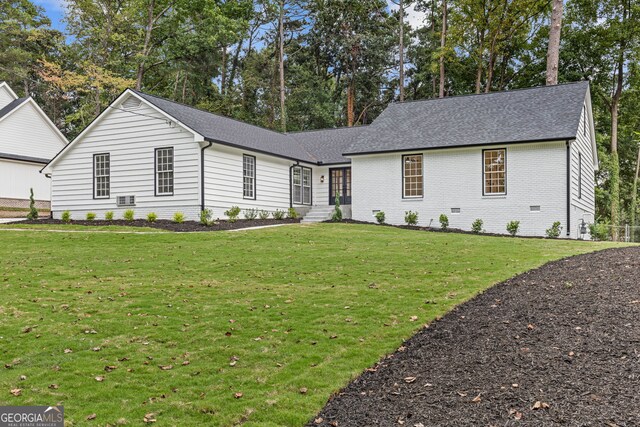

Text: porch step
xmin=301 ymin=206 xmax=336 ymax=223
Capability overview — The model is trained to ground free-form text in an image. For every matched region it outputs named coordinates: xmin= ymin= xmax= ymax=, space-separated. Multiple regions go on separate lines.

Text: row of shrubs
xmin=59 ymin=206 xmax=299 ymax=226
xmin=372 ymin=210 xmax=564 ymax=238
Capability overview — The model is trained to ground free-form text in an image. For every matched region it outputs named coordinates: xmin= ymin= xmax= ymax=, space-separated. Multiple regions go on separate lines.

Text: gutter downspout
xmin=200 ymin=140 xmax=213 ymax=212
xmin=566 ymin=140 xmax=571 ymax=237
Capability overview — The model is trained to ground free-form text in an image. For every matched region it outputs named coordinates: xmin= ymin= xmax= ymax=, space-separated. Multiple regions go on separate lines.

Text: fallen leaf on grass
xmin=299 ymin=387 xmax=308 ymax=394
xmin=404 ymin=377 xmax=417 ymax=384
xmin=532 ymin=401 xmax=550 ymax=410
xmin=95 ymin=376 xmax=105 ymax=382
xmin=92 ymin=347 xmax=101 ymax=352
xmin=86 ymin=413 xmax=96 ymax=421
xmin=143 ymin=413 xmax=156 ymax=423
xmin=234 ymin=392 xmax=243 ymax=399
xmin=10 ymin=388 xmax=21 ymax=396
xmin=22 ymin=326 xmax=32 ymax=333
xmin=182 ymin=361 xmax=190 ymax=366
xmin=159 ymin=365 xmax=173 ymax=371
xmin=48 ymin=384 xmax=59 ymax=389
xmin=64 ymin=349 xmax=73 ymax=354
xmin=104 ymin=365 xmax=117 ymax=372
xmin=229 ymin=361 xmax=237 ymax=367
xmin=409 ymin=316 xmax=418 ymax=322
xmin=19 ymin=375 xmax=26 ymax=381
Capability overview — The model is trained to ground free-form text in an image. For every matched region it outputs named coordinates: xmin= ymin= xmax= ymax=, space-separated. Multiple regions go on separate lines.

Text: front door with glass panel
xmin=329 ymin=167 xmax=351 ymax=205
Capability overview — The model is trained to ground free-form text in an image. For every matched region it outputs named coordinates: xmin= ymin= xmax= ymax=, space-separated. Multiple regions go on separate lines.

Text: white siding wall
xmin=0 ymin=86 xmax=15 ymax=109
xmin=313 ymin=166 xmax=330 ymax=206
xmin=50 ymin=100 xmax=201 ymax=220
xmin=570 ymin=105 xmax=596 ymax=238
xmin=0 ymin=102 xmax=65 ymax=159
xmin=351 ymin=141 xmax=569 ymax=237
xmin=0 ymin=159 xmax=51 ymax=201
xmin=204 ymin=144 xmax=310 ymax=218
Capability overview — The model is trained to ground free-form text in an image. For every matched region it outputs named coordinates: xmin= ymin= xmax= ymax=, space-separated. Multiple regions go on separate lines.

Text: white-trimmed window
xmin=155 ymin=147 xmax=174 ymax=196
xmin=402 ymin=154 xmax=423 ymax=198
xmin=292 ymin=166 xmax=312 ymax=205
xmin=243 ymin=154 xmax=256 ymax=199
xmin=483 ymin=149 xmax=506 ymax=195
xmin=94 ymin=153 xmax=110 ymax=198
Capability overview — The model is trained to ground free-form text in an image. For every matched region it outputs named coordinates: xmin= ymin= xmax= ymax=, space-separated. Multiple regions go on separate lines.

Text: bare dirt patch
xmin=309 ymin=247 xmax=640 ymax=427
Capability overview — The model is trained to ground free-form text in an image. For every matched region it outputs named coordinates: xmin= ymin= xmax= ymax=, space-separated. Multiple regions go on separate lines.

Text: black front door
xmin=329 ymin=167 xmax=351 ymax=205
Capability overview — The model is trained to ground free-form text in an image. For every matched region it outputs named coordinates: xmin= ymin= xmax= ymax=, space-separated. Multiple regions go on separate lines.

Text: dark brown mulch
xmin=309 ymin=247 xmax=640 ymax=427
xmin=331 ymin=219 xmax=549 ymax=239
xmin=13 ymin=218 xmax=300 ymax=232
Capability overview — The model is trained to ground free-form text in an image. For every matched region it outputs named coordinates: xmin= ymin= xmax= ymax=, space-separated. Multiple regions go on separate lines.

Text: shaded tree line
xmin=1 ymin=0 xmax=639 ymax=228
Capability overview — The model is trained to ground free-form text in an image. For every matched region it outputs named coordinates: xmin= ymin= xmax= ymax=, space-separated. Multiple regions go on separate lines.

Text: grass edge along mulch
xmin=309 ymin=246 xmax=640 ymax=427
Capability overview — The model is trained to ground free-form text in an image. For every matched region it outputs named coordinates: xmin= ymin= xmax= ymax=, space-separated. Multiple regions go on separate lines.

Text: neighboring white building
xmin=0 ymin=82 xmax=68 ymax=210
xmin=43 ymin=82 xmax=596 ymax=238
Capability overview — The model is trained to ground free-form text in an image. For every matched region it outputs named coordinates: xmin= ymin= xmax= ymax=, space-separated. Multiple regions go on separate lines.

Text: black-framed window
xmin=243 ymin=154 xmax=256 ymax=199
xmin=292 ymin=165 xmax=312 ymax=205
xmin=402 ymin=154 xmax=423 ymax=198
xmin=155 ymin=147 xmax=174 ymax=196
xmin=93 ymin=153 xmax=110 ymax=199
xmin=483 ymin=149 xmax=506 ymax=195
xmin=578 ymin=152 xmax=582 ymax=199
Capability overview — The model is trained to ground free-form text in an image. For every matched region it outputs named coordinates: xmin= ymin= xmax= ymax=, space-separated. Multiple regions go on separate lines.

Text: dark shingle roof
xmin=133 ymin=91 xmax=318 ymax=163
xmin=345 ymin=81 xmax=589 ymax=155
xmin=0 ymin=98 xmax=28 ymax=120
xmin=289 ymin=126 xmax=366 ymax=164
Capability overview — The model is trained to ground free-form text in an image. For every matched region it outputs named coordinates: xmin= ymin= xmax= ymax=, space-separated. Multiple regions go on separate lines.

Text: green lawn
xmin=0 ymin=223 xmax=623 ymax=426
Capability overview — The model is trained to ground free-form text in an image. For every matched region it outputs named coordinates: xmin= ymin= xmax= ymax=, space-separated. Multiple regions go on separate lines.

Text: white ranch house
xmin=43 ymin=82 xmax=597 ymax=238
xmin=0 ymin=82 xmax=68 ymax=210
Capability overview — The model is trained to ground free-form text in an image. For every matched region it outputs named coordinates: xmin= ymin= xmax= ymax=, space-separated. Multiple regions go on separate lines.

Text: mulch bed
xmin=13 ymin=218 xmax=300 ymax=232
xmin=332 ymin=219 xmax=551 ymax=239
xmin=309 ymin=247 xmax=640 ymax=427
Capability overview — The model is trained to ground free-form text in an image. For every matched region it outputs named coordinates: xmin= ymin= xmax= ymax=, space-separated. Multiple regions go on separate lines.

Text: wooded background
xmin=1 ymin=0 xmax=638 ymax=228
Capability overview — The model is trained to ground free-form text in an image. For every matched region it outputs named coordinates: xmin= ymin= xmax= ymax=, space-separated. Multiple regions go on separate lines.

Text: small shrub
xmin=273 ymin=209 xmax=285 ymax=220
xmin=258 ymin=210 xmax=270 ymax=220
xmin=105 ymin=211 xmax=114 ymax=221
xmin=225 ymin=206 xmax=241 ymax=223
xmin=471 ymin=218 xmax=483 ymax=234
xmin=404 ymin=210 xmax=418 ymax=226
xmin=27 ymin=188 xmax=38 ymax=220
xmin=287 ymin=207 xmax=299 ymax=220
xmin=545 ymin=221 xmax=562 ymax=238
xmin=506 ymin=220 xmax=520 ymax=236
xmin=173 ymin=212 xmax=184 ymax=223
xmin=588 ymin=222 xmax=611 ymax=241
xmin=244 ymin=208 xmax=258 ymax=220
xmin=375 ymin=211 xmax=385 ymax=224
xmin=147 ymin=212 xmax=158 ymax=223
xmin=61 ymin=210 xmax=71 ymax=223
xmin=332 ymin=192 xmax=342 ymax=222
xmin=439 ymin=214 xmax=449 ymax=230
xmin=123 ymin=209 xmax=135 ymax=222
xmin=86 ymin=212 xmax=96 ymax=221
xmin=199 ymin=209 xmax=212 ymax=226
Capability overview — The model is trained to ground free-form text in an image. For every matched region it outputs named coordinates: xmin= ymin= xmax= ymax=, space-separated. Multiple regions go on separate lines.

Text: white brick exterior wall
xmin=350 ymin=141 xmax=570 ymax=237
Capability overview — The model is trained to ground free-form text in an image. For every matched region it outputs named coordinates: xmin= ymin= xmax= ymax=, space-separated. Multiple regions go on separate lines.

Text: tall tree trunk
xmin=610 ymin=51 xmax=624 ymax=238
xmin=347 ymin=79 xmax=355 ymax=127
xmin=398 ymin=0 xmax=405 ymax=102
xmin=278 ymin=0 xmax=287 ymax=132
xmin=136 ymin=0 xmax=155 ymax=90
xmin=173 ymin=71 xmax=180 ymax=98
xmin=631 ymin=143 xmax=640 ymax=230
xmin=228 ymin=39 xmax=244 ymax=93
xmin=431 ymin=0 xmax=437 ymax=98
xmin=221 ymin=45 xmax=227 ymax=95
xmin=439 ymin=0 xmax=447 ymax=98
xmin=545 ymin=0 xmax=563 ymax=86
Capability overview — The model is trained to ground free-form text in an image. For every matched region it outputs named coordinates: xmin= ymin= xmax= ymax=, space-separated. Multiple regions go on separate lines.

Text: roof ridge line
xmin=389 ymin=80 xmax=590 ymax=107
